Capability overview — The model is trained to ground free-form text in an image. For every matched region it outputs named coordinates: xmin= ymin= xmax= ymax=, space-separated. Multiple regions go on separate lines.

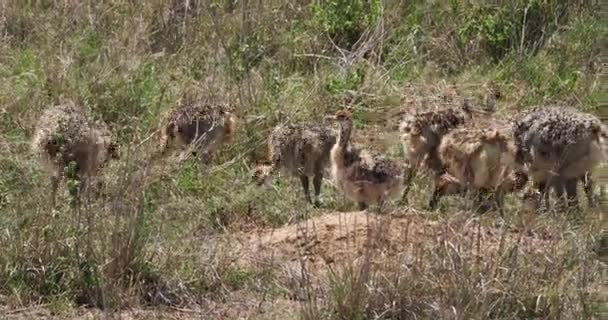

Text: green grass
xmin=0 ymin=1 xmax=605 ymax=319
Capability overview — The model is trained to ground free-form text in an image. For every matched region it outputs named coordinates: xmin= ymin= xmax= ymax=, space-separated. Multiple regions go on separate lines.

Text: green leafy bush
xmin=312 ymin=0 xmax=382 ymax=48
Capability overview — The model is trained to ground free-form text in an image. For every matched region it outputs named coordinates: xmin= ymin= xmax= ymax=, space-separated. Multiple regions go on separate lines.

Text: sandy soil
xmin=238 ymin=209 xmax=557 ymax=272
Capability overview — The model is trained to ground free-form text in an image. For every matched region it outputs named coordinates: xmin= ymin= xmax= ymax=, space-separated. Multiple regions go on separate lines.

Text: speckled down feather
xmin=339 ymin=145 xmax=407 ymax=185
xmin=438 ymin=124 xmax=518 ymax=190
xmin=399 ymin=102 xmax=473 ymax=137
xmin=440 ymin=126 xmax=514 ymax=163
xmin=399 ymin=102 xmax=473 ymax=173
xmin=31 ymin=103 xmax=115 ymax=177
xmin=164 ymin=101 xmax=232 ymax=144
xmin=330 ymin=109 xmax=408 ymax=207
xmin=159 ymin=99 xmax=236 ymax=161
xmin=429 ymin=122 xmax=522 ymax=212
xmin=512 ymin=105 xmax=606 ymax=171
xmin=267 ymin=123 xmax=336 ymax=177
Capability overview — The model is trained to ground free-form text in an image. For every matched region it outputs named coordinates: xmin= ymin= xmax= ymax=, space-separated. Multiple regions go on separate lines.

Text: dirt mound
xmin=243 ymin=211 xmax=434 ymax=267
xmin=239 ymin=210 xmax=558 ymax=270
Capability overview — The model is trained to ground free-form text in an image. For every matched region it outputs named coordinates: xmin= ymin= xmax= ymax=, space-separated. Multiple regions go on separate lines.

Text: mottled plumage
xmin=429 ymin=123 xmax=520 ymax=215
xmin=31 ymin=103 xmax=118 ymax=204
xmin=514 ymin=105 xmax=604 ymax=165
xmin=159 ymin=99 xmax=237 ymax=165
xmin=400 ymin=102 xmax=473 ymax=170
xmin=253 ymin=123 xmax=336 ymax=207
xmin=330 ymin=109 xmax=409 ymax=210
xmin=398 ymin=100 xmax=473 ymax=202
xmin=512 ymin=105 xmax=607 ymax=210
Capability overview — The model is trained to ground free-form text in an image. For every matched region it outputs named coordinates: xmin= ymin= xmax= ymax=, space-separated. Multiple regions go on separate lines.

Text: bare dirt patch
xmin=238 ymin=210 xmax=558 ymax=272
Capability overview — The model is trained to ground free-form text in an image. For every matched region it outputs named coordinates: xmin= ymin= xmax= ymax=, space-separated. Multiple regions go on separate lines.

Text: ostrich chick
xmin=31 ymin=103 xmax=119 ymax=204
xmin=253 ymin=123 xmax=336 ymax=207
xmin=158 ymin=100 xmax=237 ymax=167
xmin=327 ymin=109 xmax=409 ymax=211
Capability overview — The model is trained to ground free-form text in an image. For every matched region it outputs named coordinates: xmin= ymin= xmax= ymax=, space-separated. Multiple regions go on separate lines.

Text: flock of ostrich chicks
xmin=30 ymin=90 xmax=608 ymax=218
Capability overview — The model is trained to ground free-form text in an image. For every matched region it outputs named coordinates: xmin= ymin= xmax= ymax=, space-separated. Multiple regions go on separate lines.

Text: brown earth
xmin=237 ymin=209 xmax=557 ymax=272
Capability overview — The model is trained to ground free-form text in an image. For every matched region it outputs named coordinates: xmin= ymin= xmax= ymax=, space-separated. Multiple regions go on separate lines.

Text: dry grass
xmin=0 ymin=1 xmax=606 ymax=319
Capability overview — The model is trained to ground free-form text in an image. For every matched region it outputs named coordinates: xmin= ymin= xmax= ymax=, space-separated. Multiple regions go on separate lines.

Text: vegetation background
xmin=0 ymin=0 xmax=606 ymax=319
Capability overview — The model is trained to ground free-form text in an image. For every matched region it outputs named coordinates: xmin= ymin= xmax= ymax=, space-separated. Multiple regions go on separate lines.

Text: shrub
xmin=312 ymin=0 xmax=382 ymax=48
